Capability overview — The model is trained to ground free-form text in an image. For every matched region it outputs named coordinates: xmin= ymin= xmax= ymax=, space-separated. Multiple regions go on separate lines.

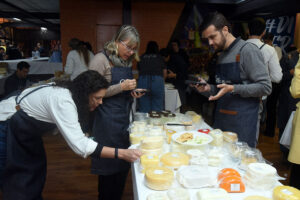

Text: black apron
xmin=3 ymin=86 xmax=56 ymax=200
xmin=91 ymin=61 xmax=133 ymax=175
xmin=213 ymin=44 xmax=260 ymax=148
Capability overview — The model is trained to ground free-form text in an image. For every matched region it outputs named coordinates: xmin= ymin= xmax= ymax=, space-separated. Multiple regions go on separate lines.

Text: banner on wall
xmin=266 ymin=15 xmax=296 ymax=54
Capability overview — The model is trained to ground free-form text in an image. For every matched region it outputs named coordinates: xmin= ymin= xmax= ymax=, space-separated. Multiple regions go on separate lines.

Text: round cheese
xmin=167 ymin=188 xmax=190 ymax=200
xmin=140 ymin=154 xmax=160 ymax=173
xmin=141 ymin=136 xmax=164 ymax=149
xmin=147 ymin=192 xmax=170 ymax=200
xmin=160 ymin=152 xmax=189 ymax=169
xmin=273 ymin=186 xmax=300 ymax=200
xmin=145 ymin=167 xmax=174 ymax=191
xmin=141 ymin=147 xmax=163 ymax=156
xmin=130 ymin=134 xmax=144 ymax=144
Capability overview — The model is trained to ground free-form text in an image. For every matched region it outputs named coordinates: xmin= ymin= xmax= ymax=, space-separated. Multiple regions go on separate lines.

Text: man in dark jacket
xmin=4 ymin=61 xmax=30 ymax=97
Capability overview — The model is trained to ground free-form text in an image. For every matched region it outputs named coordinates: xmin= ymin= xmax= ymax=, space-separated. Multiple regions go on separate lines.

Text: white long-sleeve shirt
xmin=247 ymin=39 xmax=282 ymax=83
xmin=0 ymin=85 xmax=98 ymax=158
xmin=65 ymin=50 xmax=94 ymax=80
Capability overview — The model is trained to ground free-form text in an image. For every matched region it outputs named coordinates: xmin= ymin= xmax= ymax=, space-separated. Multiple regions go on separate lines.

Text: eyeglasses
xmin=120 ymin=41 xmax=137 ymax=53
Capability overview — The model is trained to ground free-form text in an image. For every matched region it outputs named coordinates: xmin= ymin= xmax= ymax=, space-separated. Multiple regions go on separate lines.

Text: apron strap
xmin=259 ymin=43 xmax=266 ymax=50
xmin=15 ymin=84 xmax=53 ymax=110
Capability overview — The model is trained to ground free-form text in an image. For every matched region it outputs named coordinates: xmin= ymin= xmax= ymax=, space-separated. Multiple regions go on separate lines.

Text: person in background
xmin=32 ymin=46 xmax=40 ymax=58
xmin=288 ymin=56 xmax=300 ymax=189
xmin=277 ymin=46 xmax=300 ymax=157
xmin=0 ymin=47 xmax=5 ymax=60
xmin=65 ymin=38 xmax=94 ymax=80
xmin=83 ymin=41 xmax=94 ymax=54
xmin=247 ymin=18 xmax=282 ymax=139
xmin=160 ymin=48 xmax=177 ymax=80
xmin=89 ymin=25 xmax=143 ymax=200
xmin=6 ymin=42 xmax=22 ymax=60
xmin=36 ymin=42 xmax=45 ymax=56
xmin=49 ymin=43 xmax=62 ymax=63
xmin=264 ymin=32 xmax=282 ymax=60
xmin=168 ymin=40 xmax=189 ymax=109
xmin=193 ymin=12 xmax=271 ymax=148
xmin=4 ymin=61 xmax=30 ymax=97
xmin=0 ymin=70 xmax=142 ymax=198
xmin=137 ymin=41 xmax=166 ymax=112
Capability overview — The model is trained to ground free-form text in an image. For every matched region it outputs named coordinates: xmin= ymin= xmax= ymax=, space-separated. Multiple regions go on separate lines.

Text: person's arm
xmin=233 ymin=44 xmax=272 ymax=98
xmin=89 ymin=53 xmax=136 ymax=97
xmin=290 ymin=56 xmax=300 ymax=99
xmin=64 ymin=51 xmax=75 ymax=75
xmin=268 ymin=47 xmax=282 ymax=83
xmin=47 ymin=93 xmax=141 ymax=161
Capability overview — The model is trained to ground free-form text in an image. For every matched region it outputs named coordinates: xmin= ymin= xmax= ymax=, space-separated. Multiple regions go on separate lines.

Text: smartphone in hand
xmin=133 ymin=88 xmax=148 ymax=94
xmin=184 ymin=80 xmax=207 ymax=86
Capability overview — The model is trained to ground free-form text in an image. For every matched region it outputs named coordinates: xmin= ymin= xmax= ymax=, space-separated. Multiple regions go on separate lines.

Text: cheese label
xmin=147 ymin=155 xmax=154 ymax=159
xmin=228 ymin=132 xmax=234 ymax=135
xmin=231 ymin=183 xmax=240 ymax=191
xmin=281 ymin=189 xmax=293 ymax=195
xmin=154 ymin=170 xmax=164 ymax=175
xmin=171 ymin=153 xmax=179 ymax=158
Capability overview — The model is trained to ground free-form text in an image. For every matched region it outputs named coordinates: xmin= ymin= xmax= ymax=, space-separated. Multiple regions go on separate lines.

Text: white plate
xmin=172 ymin=131 xmax=213 ymax=146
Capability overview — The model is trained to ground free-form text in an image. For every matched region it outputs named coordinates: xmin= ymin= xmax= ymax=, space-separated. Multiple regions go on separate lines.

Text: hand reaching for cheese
xmin=119 ymin=149 xmax=142 ymax=162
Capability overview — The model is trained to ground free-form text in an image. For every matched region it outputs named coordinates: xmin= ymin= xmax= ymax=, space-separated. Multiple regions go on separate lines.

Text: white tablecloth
xmin=131 ymin=121 xmax=280 ymax=200
xmin=0 ymin=57 xmax=62 ymax=75
xmin=165 ymin=88 xmax=181 ymax=113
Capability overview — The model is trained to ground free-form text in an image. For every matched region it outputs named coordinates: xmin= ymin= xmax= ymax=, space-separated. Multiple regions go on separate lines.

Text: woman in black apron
xmin=89 ymin=25 xmax=143 ymax=200
xmin=0 ymin=71 xmax=141 ymax=200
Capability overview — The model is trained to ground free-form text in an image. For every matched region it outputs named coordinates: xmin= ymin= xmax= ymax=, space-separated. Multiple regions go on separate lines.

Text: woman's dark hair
xmin=145 ymin=41 xmax=159 ymax=54
xmin=55 ymin=70 xmax=109 ymax=128
xmin=199 ymin=11 xmax=232 ymax=33
xmin=78 ymin=41 xmax=91 ymax=66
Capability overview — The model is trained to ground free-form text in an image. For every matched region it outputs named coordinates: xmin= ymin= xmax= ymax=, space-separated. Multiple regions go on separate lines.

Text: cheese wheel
xmin=140 ymin=154 xmax=160 ymax=173
xmin=219 ymin=175 xmax=245 ymax=193
xmin=141 ymin=147 xmax=163 ymax=156
xmin=244 ymin=196 xmax=272 ymax=200
xmin=273 ymin=186 xmax=300 ymax=200
xmin=160 ymin=152 xmax=189 ymax=169
xmin=130 ymin=134 xmax=144 ymax=144
xmin=145 ymin=167 xmax=174 ymax=191
xmin=167 ymin=188 xmax=190 ymax=200
xmin=147 ymin=192 xmax=170 ymax=200
xmin=141 ymin=136 xmax=164 ymax=149
xmin=218 ymin=168 xmax=241 ymax=181
xmin=197 ymin=188 xmax=231 ymax=200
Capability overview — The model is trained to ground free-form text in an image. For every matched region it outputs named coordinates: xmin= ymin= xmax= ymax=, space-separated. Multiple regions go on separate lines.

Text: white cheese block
xmin=177 ymin=165 xmax=216 ymax=188
xmin=167 ymin=188 xmax=190 ymax=200
xmin=186 ymin=149 xmax=204 ymax=158
xmin=147 ymin=192 xmax=170 ymax=200
xmin=197 ymin=188 xmax=231 ymax=200
xmin=209 ymin=129 xmax=223 ymax=146
xmin=190 ymin=157 xmax=208 ymax=166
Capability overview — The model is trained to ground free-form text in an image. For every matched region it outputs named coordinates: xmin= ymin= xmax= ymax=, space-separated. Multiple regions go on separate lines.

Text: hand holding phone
xmin=185 ymin=80 xmax=207 ymax=86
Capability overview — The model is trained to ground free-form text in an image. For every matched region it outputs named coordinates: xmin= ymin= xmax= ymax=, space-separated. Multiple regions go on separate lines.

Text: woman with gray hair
xmin=89 ymin=25 xmax=143 ymax=200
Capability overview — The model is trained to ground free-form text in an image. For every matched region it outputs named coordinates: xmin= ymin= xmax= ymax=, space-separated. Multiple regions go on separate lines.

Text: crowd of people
xmin=0 ymin=11 xmax=299 ymax=200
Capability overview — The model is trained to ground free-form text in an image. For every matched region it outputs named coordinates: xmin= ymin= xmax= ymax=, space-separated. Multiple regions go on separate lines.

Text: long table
xmin=131 ymin=121 xmax=280 ymax=200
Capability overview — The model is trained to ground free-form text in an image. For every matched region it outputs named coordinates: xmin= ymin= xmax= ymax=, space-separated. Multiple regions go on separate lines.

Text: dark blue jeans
xmin=0 ymin=120 xmax=8 ymax=188
xmin=138 ymin=75 xmax=164 ymax=113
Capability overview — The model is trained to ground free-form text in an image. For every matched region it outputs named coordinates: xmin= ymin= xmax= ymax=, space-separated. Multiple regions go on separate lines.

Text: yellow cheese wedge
xmin=160 ymin=152 xmax=189 ymax=169
xmin=273 ymin=186 xmax=300 ymax=200
xmin=145 ymin=167 xmax=174 ymax=190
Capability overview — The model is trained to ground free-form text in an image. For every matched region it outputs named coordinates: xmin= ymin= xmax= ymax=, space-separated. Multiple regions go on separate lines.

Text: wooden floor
xmin=0 ymin=124 xmax=291 ymax=200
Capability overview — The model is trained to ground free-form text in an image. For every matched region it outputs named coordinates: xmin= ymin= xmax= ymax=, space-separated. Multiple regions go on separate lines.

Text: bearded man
xmin=193 ymin=12 xmax=272 ymax=147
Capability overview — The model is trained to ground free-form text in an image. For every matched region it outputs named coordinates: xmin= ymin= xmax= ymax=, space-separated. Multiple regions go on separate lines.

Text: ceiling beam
xmin=0 ymin=0 xmax=59 ymax=30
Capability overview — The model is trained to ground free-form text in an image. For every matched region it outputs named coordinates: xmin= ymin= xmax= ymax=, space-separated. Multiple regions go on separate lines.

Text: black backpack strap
xmin=259 ymin=43 xmax=266 ymax=50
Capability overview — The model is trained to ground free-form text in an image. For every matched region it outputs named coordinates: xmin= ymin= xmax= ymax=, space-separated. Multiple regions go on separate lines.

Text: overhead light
xmin=41 ymin=27 xmax=47 ymax=31
xmin=13 ymin=18 xmax=21 ymax=21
